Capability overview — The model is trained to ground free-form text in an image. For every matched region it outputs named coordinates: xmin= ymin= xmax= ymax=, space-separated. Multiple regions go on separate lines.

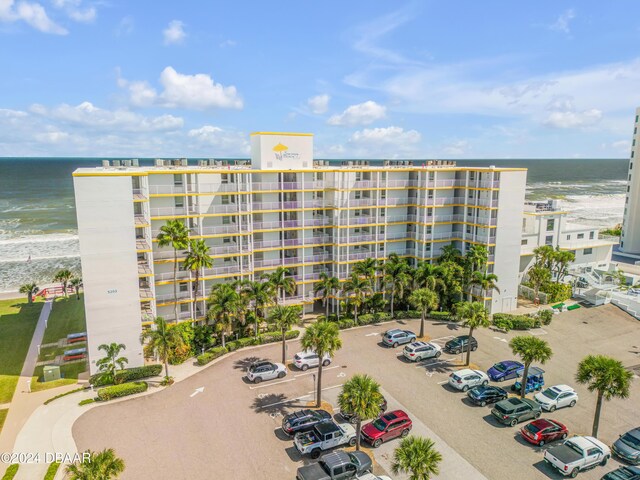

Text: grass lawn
xmin=42 ymin=294 xmax=86 ymax=344
xmin=0 ymin=298 xmax=43 ymax=404
xmin=31 ymin=362 xmax=87 ymax=392
xmin=0 ymin=408 xmax=7 ymax=435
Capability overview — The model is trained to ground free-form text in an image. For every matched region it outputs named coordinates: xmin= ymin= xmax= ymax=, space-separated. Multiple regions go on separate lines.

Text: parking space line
xmin=307 ymin=384 xmax=343 ymax=394
xmin=437 ymin=380 xmax=448 ymax=385
xmin=256 ymin=393 xmax=312 ymax=409
xmin=294 ymin=365 xmax=341 ymax=377
xmin=248 ymin=378 xmax=296 ymax=390
xmin=414 ymin=359 xmax=452 ymax=369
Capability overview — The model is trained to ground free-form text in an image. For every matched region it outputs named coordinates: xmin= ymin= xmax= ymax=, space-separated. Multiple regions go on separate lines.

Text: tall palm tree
xmin=576 ymin=354 xmax=633 ymax=437
xmin=268 ymin=305 xmax=301 ymax=363
xmin=338 ymin=374 xmax=383 ymax=451
xmin=469 ymin=271 xmax=500 ymax=298
xmin=343 ymin=273 xmax=372 ymax=324
xmin=301 ymin=321 xmax=342 ymax=407
xmin=414 ymin=261 xmax=444 ymax=291
xmin=533 ymin=245 xmax=554 ymax=270
xmin=66 ymin=448 xmax=125 ymax=480
xmin=264 ymin=266 xmax=296 ymax=304
xmin=140 ymin=316 xmax=183 ymax=380
xmin=19 ymin=283 xmax=39 ymax=304
xmin=69 ymin=277 xmax=83 ymax=300
xmin=383 ymin=254 xmax=410 ymax=317
xmin=244 ymin=280 xmax=274 ymax=336
xmin=527 ymin=265 xmax=551 ymax=300
xmin=183 ymin=239 xmax=213 ymax=301
xmin=437 ymin=244 xmax=462 ymax=264
xmin=207 ymin=283 xmax=241 ymax=348
xmin=314 ymin=273 xmax=340 ymax=319
xmin=353 ymin=258 xmax=378 ymax=291
xmin=509 ymin=336 xmax=553 ymax=398
xmin=408 ymin=288 xmax=439 ymax=339
xmin=391 ymin=436 xmax=442 ymax=480
xmin=53 ymin=269 xmax=73 ymax=297
xmin=456 ymin=301 xmax=490 ymax=366
xmin=465 ymin=244 xmax=489 ymax=273
xmin=552 ymin=249 xmax=575 ymax=281
xmin=157 ymin=220 xmax=190 ymax=321
xmin=96 ymin=343 xmax=128 ymax=385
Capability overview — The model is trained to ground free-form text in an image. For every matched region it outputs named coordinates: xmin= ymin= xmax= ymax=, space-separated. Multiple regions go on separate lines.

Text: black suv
xmin=282 ymin=409 xmax=332 ymax=436
xmin=444 ymin=335 xmax=478 ymax=354
xmin=340 ymin=396 xmax=388 ymax=425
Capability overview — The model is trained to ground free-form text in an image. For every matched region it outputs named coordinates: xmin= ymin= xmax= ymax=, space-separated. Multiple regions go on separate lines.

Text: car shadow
xmin=233 ymin=355 xmax=267 ymax=371
xmin=273 ymin=428 xmax=293 ymax=442
xmin=285 ymin=445 xmax=305 ymax=462
xmin=460 ymin=397 xmax=480 ymax=407
xmin=482 ymin=414 xmax=509 ymax=428
xmin=377 ymin=341 xmax=392 ymax=348
xmin=532 ymin=460 xmax=564 ymax=479
xmin=251 ymin=393 xmax=308 ymax=416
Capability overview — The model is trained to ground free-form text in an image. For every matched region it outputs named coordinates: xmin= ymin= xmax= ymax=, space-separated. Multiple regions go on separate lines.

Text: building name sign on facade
xmin=273 ymin=143 xmax=300 ymax=161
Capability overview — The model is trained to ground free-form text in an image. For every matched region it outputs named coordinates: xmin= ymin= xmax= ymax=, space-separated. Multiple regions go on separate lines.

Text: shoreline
xmin=0 ymin=291 xmax=21 ymax=301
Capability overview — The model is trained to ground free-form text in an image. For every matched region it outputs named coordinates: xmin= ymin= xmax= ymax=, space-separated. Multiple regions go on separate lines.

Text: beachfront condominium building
xmin=621 ymin=106 xmax=640 ymax=255
xmin=73 ymin=132 xmax=527 ymax=372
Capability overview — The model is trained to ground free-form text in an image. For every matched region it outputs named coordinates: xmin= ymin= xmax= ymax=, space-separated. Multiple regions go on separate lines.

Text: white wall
xmin=250 ymin=133 xmax=313 ymax=170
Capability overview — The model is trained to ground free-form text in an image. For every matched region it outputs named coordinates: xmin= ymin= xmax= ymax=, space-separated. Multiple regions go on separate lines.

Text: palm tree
xmin=207 ymin=283 xmax=241 ymax=348
xmin=576 ymin=354 xmax=633 ymax=437
xmin=244 ymin=280 xmax=274 ymax=336
xmin=527 ymin=265 xmax=551 ymax=300
xmin=437 ymin=244 xmax=462 ymax=264
xmin=408 ymin=288 xmax=439 ymax=339
xmin=66 ymin=448 xmax=125 ymax=480
xmin=19 ymin=283 xmax=39 ymax=304
xmin=183 ymin=239 xmax=213 ymax=301
xmin=53 ymin=269 xmax=73 ymax=297
xmin=96 ymin=343 xmax=128 ymax=385
xmin=268 ymin=305 xmax=301 ymax=364
xmin=414 ymin=261 xmax=444 ymax=291
xmin=509 ymin=336 xmax=553 ymax=398
xmin=533 ymin=245 xmax=554 ymax=270
xmin=301 ymin=321 xmax=342 ymax=407
xmin=69 ymin=277 xmax=83 ymax=300
xmin=314 ymin=273 xmax=340 ymax=318
xmin=156 ymin=219 xmax=190 ymax=321
xmin=465 ymin=244 xmax=489 ymax=273
xmin=140 ymin=316 xmax=183 ymax=380
xmin=383 ymin=254 xmax=410 ymax=317
xmin=338 ymin=374 xmax=383 ymax=451
xmin=469 ymin=271 xmax=500 ymax=297
xmin=455 ymin=301 xmax=490 ymax=366
xmin=264 ymin=266 xmax=296 ymax=304
xmin=392 ymin=436 xmax=442 ymax=480
xmin=353 ymin=258 xmax=378 ymax=291
xmin=552 ymin=249 xmax=575 ymax=281
xmin=343 ymin=273 xmax=372 ymax=324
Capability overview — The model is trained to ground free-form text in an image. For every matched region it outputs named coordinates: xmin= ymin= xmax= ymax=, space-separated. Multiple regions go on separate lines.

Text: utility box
xmin=43 ymin=365 xmax=61 ymax=382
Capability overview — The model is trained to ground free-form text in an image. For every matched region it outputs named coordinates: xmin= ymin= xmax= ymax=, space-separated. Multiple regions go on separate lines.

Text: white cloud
xmin=549 ymin=9 xmax=575 ymax=34
xmin=51 ymin=0 xmax=95 ymax=23
xmin=307 ymin=94 xmax=330 ymax=114
xmin=544 ymin=108 xmax=602 ymax=128
xmin=442 ymin=140 xmax=470 ymax=156
xmin=351 ymin=126 xmax=420 ymax=145
xmin=338 ymin=126 xmax=422 ymax=158
xmin=35 ymin=130 xmax=70 ymax=143
xmin=163 ymin=20 xmax=185 ymax=45
xmin=187 ymin=125 xmax=250 ymax=154
xmin=219 ymin=39 xmax=236 ymax=48
xmin=0 ymin=0 xmax=68 ymax=34
xmin=115 ymin=15 xmax=133 ymax=37
xmin=609 ymin=140 xmax=631 ymax=153
xmin=328 ymin=100 xmax=386 ymax=126
xmin=0 ymin=108 xmax=28 ymax=118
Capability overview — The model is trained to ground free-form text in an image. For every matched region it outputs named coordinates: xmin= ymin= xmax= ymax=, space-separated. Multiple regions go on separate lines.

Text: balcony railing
xmin=156 ymin=291 xmax=192 ymax=303
xmin=150 ymin=206 xmax=201 ymax=217
xmin=386 ymin=179 xmax=419 ymax=188
xmin=139 ymin=287 xmax=154 ymax=299
xmin=200 ymin=224 xmax=244 ymax=235
xmin=138 ymin=260 xmax=152 ymax=275
xmin=385 ymin=198 xmax=413 ymax=206
xmin=134 ymin=214 xmax=148 ymax=225
xmin=305 ymin=235 xmax=333 ymax=245
xmin=163 ymin=311 xmax=194 ymax=322
xmin=201 ymin=265 xmax=250 ymax=276
xmin=306 ymin=218 xmax=333 ymax=226
xmin=155 ymin=270 xmax=192 ymax=282
xmin=149 ymin=184 xmax=186 ymax=195
xmin=347 ymin=198 xmax=377 ymax=207
xmin=352 ymin=180 xmax=378 ymax=188
xmin=136 ymin=238 xmax=150 ymax=250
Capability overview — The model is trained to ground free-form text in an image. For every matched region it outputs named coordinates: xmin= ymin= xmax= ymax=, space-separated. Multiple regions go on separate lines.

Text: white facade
xmin=74 ymin=132 xmax=528 ymax=373
xmin=621 ymin=107 xmax=640 ymax=254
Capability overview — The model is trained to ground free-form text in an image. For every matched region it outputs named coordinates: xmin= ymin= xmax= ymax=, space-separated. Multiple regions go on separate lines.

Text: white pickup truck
xmin=294 ymin=421 xmax=357 ymax=459
xmin=544 ymin=436 xmax=611 ymax=477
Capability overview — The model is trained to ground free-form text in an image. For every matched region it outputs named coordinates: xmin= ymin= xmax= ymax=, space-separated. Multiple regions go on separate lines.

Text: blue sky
xmin=1 ymin=1 xmax=640 ymax=159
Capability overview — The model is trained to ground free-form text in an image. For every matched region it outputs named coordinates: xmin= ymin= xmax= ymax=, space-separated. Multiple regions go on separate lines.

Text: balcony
xmin=253 ymin=239 xmax=281 ymax=249
xmin=149 ymin=184 xmax=186 ymax=195
xmin=306 ymin=218 xmax=333 ymax=226
xmin=133 ymin=188 xmax=147 ymax=200
xmin=155 ymin=270 xmax=192 ymax=282
xmin=138 ymin=260 xmax=152 ymax=275
xmin=385 ymin=198 xmax=413 ymax=206
xmin=385 ymin=179 xmax=418 ymax=188
xmin=352 ymin=180 xmax=378 ymax=189
xmin=200 ymin=224 xmax=244 ymax=235
xmin=201 ymin=265 xmax=250 ymax=277
xmin=196 ymin=183 xmax=250 ymax=193
xmin=339 ymin=251 xmax=375 ymax=261
xmin=139 ymin=286 xmax=154 ymax=300
xmin=150 ymin=206 xmax=200 ymax=217
xmin=386 ymin=215 xmax=417 ymax=223
xmin=156 ymin=291 xmax=192 ymax=303
xmin=346 ymin=216 xmax=377 ymax=225
xmin=136 ymin=238 xmax=151 ymax=251
xmin=153 ymin=250 xmax=186 ymax=261
xmin=208 ymin=203 xmax=249 ymax=214
xmin=348 ymin=198 xmax=377 ymax=207
xmin=208 ymin=244 xmax=249 ymax=255
xmin=134 ymin=214 xmax=149 ymax=226
xmin=305 ymin=235 xmax=333 ymax=245
xmin=164 ymin=311 xmax=194 ymax=322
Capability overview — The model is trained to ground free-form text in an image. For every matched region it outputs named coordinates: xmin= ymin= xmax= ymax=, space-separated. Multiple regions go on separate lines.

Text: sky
xmin=1 ymin=1 xmax=640 ymax=159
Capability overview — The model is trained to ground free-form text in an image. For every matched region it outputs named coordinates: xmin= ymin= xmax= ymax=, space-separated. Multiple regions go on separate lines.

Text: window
xmin=577 ymin=233 xmax=584 ymax=239
xmin=381 ymin=190 xmax=386 ymax=199
xmin=222 ymin=195 xmax=230 ymax=205
xmin=380 ymin=208 xmax=385 ymax=217
xmin=628 ymin=186 xmax=631 ymax=192
xmin=469 ymin=171 xmax=475 ymax=180
xmin=180 ymin=303 xmax=190 ymax=312
xmin=355 ymin=191 xmax=362 ymax=200
xmin=428 ymin=172 xmax=434 ymax=181
xmin=545 ymin=235 xmax=553 ymax=245
xmin=583 ymin=248 xmax=593 ymax=255
xmin=223 ymin=237 xmax=231 ymax=244
xmin=222 ymin=216 xmax=231 ymax=225
xmin=521 ymin=239 xmax=528 ymax=245
xmin=426 ymin=226 xmax=432 ymax=234
xmin=221 ymin=174 xmax=229 ymax=184
xmin=566 ymin=235 xmax=570 ymax=240
xmin=546 ymin=219 xmax=555 ymax=231
xmin=589 ymin=231 xmax=595 ymax=239
xmin=174 ymin=197 xmax=184 ymax=208
xmin=173 ymin=174 xmax=183 ymax=186
xmin=179 ymin=283 xmax=188 ymax=292
xmin=379 ymin=243 xmax=384 ymax=251
xmin=427 ymin=190 xmax=433 ymax=199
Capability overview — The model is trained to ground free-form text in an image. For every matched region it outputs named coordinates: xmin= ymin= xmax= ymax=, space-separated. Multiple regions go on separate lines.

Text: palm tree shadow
xmin=251 ymin=393 xmax=308 ymax=416
xmin=233 ymin=355 xmax=266 ymax=371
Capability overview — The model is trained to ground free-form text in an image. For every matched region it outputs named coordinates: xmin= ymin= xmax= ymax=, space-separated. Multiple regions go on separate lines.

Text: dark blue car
xmin=487 ymin=360 xmax=523 ymax=382
xmin=467 ymin=385 xmax=509 ymax=407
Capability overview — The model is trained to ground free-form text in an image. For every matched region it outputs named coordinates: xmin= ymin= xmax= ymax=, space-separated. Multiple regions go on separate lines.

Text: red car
xmin=520 ymin=419 xmax=568 ymax=446
xmin=360 ymin=410 xmax=412 ymax=448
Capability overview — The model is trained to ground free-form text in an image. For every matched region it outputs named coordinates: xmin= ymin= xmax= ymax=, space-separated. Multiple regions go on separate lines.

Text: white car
xmin=535 ymin=384 xmax=579 ymax=412
xmin=448 ymin=369 xmax=489 ymax=392
xmin=246 ymin=360 xmax=287 ymax=383
xmin=294 ymin=350 xmax=331 ymax=371
xmin=403 ymin=341 xmax=442 ymax=362
xmin=357 ymin=474 xmax=393 ymax=480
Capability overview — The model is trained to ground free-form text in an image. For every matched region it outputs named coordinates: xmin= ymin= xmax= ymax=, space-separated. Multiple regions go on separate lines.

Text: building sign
xmin=273 ymin=143 xmax=300 ymax=161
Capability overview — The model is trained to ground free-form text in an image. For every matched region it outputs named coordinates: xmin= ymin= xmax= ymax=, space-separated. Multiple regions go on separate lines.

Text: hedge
xmin=44 ymin=462 xmax=60 ymax=480
xmin=429 ymin=311 xmax=453 ymax=321
xmin=97 ymin=381 xmax=148 ymax=401
xmin=538 ymin=309 xmax=553 ymax=326
xmin=79 ymin=398 xmax=95 ymax=406
xmin=337 ymin=319 xmax=356 ymax=329
xmin=541 ymin=282 xmax=573 ymax=303
xmin=90 ymin=364 xmax=163 ymax=387
xmin=196 ymin=346 xmax=228 ymax=366
xmin=394 ymin=310 xmax=422 ymax=320
xmin=492 ymin=313 xmax=541 ymax=332
xmin=44 ymin=387 xmax=85 ymax=405
xmin=196 ymin=330 xmax=301 ymax=365
xmin=1 ymin=464 xmax=18 ymax=480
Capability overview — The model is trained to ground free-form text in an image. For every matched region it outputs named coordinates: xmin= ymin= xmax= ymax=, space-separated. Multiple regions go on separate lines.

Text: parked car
xmin=361 ymin=410 xmax=412 ymax=448
xmin=341 ymin=396 xmax=387 ymax=425
xmin=282 ymin=409 xmax=332 ymax=436
xmin=520 ymin=419 xmax=569 ymax=446
xmin=382 ymin=329 xmax=416 ymax=348
xmin=491 ymin=397 xmax=542 ymax=427
xmin=612 ymin=427 xmax=640 ymax=465
xmin=601 ymin=466 xmax=640 ymax=480
xmin=448 ymin=369 xmax=489 ymax=392
xmin=294 ymin=350 xmax=332 ymax=371
xmin=296 ymin=450 xmax=372 ymax=480
xmin=544 ymin=436 xmax=611 ymax=477
xmin=466 ymin=385 xmax=508 ymax=407
xmin=246 ymin=360 xmax=287 ymax=384
xmin=534 ymin=385 xmax=579 ymax=412
xmin=487 ymin=360 xmax=523 ymax=382
xmin=294 ymin=421 xmax=357 ymax=459
xmin=402 ymin=341 xmax=442 ymax=362
xmin=443 ymin=335 xmax=478 ymax=354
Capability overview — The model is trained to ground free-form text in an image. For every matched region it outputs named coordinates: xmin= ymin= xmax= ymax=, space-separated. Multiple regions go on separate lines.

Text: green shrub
xmin=394 ymin=310 xmax=421 ymax=319
xmin=258 ymin=330 xmax=299 ymax=344
xmin=373 ymin=312 xmax=391 ymax=322
xmin=429 ymin=311 xmax=452 ymax=321
xmin=196 ymin=346 xmax=228 ymax=366
xmin=357 ymin=314 xmax=375 ymax=325
xmin=2 ymin=464 xmax=18 ymax=480
xmin=492 ymin=313 xmax=541 ymax=331
xmin=492 ymin=315 xmax=512 ymax=331
xmin=90 ymin=364 xmax=163 ymax=387
xmin=79 ymin=398 xmax=95 ymax=406
xmin=44 ymin=387 xmax=85 ymax=405
xmin=97 ymin=381 xmax=147 ymax=401
xmin=538 ymin=309 xmax=554 ymax=325
xmin=337 ymin=319 xmax=356 ymax=329
xmin=541 ymin=282 xmax=572 ymax=303
xmin=226 ymin=337 xmax=257 ymax=352
xmin=44 ymin=462 xmax=60 ymax=480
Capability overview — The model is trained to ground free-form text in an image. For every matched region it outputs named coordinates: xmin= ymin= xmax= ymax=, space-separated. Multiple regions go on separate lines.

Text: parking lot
xmin=73 ymin=303 xmax=640 ymax=479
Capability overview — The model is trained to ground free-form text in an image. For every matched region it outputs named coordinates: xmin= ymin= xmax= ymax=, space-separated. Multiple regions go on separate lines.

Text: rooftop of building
xmin=523 ymin=200 xmax=568 ymax=215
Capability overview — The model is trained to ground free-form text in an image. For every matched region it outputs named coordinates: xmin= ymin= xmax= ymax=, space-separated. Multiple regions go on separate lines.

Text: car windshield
xmin=493 ymin=363 xmax=507 ymax=372
xmin=620 ymin=433 xmax=640 ymax=449
xmin=348 ymin=453 xmax=361 ymax=467
xmin=494 ymin=403 xmax=512 ymax=414
xmin=318 ymin=460 xmax=330 ymax=473
xmin=525 ymin=423 xmax=542 ymax=434
xmin=540 ymin=388 xmax=560 ymax=400
xmin=371 ymin=418 xmax=387 ymax=431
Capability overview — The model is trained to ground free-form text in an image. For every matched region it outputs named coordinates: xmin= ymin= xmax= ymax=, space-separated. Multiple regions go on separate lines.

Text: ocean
xmin=0 ymin=157 xmax=629 ymax=293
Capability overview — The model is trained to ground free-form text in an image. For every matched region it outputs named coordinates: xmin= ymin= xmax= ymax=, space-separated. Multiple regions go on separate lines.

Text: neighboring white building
xmin=519 ymin=200 xmax=615 ymax=282
xmin=621 ymin=106 xmax=640 ymax=255
xmin=74 ymin=132 xmax=527 ymax=373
